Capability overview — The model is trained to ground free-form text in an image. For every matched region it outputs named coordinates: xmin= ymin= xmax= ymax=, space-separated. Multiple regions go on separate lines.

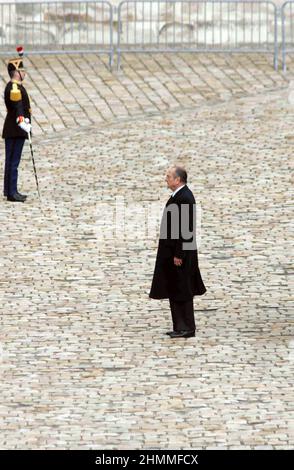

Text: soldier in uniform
xmin=2 ymin=46 xmax=32 ymax=202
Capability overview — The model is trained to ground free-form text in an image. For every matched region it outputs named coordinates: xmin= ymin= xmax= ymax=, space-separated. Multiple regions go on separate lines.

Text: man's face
xmin=166 ymin=168 xmax=180 ymax=191
xmin=14 ymin=70 xmax=25 ymax=81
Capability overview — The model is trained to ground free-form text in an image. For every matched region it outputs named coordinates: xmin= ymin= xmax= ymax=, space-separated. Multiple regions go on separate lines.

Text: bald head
xmin=166 ymin=165 xmax=187 ymax=191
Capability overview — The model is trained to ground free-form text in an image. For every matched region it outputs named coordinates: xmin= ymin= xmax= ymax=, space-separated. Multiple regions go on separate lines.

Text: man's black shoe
xmin=7 ymin=193 xmax=26 ymax=202
xmin=166 ymin=331 xmax=176 ymax=336
xmin=169 ymin=330 xmax=195 ymax=338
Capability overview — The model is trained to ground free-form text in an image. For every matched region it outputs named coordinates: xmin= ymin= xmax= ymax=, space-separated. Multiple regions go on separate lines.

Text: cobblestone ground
xmin=0 ymin=53 xmax=289 ymax=135
xmin=0 ymin=54 xmax=293 ymax=449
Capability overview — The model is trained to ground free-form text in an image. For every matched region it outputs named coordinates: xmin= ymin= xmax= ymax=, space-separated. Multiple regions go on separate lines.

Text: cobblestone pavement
xmin=0 ymin=54 xmax=293 ymax=449
xmin=0 ymin=53 xmax=290 ymax=135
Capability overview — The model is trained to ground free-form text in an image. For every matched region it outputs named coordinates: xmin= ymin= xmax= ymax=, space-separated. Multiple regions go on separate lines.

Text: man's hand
xmin=174 ymin=257 xmax=183 ymax=267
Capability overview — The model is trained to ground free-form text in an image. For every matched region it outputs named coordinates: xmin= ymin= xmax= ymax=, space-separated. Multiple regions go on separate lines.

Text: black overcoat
xmin=149 ymin=185 xmax=206 ymax=301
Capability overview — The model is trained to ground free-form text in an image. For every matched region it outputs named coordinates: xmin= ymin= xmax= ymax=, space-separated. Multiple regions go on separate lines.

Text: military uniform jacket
xmin=2 ymin=80 xmax=31 ymax=139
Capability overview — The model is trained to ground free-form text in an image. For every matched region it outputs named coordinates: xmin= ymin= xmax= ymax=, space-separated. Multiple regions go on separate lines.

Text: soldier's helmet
xmin=7 ymin=46 xmax=25 ymax=77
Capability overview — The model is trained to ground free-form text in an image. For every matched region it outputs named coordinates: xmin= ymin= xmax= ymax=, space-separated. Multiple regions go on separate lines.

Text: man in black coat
xmin=149 ymin=166 xmax=206 ymax=338
xmin=2 ymin=46 xmax=32 ymax=202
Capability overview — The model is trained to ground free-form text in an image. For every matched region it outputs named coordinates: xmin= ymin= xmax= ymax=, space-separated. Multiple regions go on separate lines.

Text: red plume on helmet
xmin=16 ymin=46 xmax=24 ymax=57
xmin=7 ymin=46 xmax=25 ymax=76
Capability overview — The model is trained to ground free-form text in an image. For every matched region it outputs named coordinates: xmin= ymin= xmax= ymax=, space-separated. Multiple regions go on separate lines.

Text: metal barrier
xmin=0 ymin=1 xmax=283 ymax=70
xmin=0 ymin=1 xmax=114 ymax=68
xmin=117 ymin=0 xmax=278 ymax=70
xmin=282 ymin=1 xmax=294 ymax=70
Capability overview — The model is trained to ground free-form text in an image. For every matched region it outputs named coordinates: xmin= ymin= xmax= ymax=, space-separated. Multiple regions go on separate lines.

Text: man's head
xmin=166 ymin=165 xmax=187 ymax=191
xmin=10 ymin=69 xmax=26 ymax=82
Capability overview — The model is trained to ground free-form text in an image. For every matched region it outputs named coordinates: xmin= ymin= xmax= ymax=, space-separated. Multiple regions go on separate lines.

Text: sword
xmin=28 ymin=131 xmax=41 ymax=201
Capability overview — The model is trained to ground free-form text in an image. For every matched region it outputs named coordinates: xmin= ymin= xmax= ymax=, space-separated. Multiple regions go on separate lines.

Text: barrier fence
xmin=0 ymin=1 xmax=114 ymax=67
xmin=117 ymin=1 xmax=278 ymax=69
xmin=1 ymin=1 xmax=294 ymax=70
xmin=282 ymin=1 xmax=294 ymax=70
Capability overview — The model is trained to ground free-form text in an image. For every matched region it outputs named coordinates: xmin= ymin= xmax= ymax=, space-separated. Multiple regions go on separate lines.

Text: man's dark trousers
xmin=4 ymin=137 xmax=25 ymax=197
xmin=169 ymin=299 xmax=196 ymax=332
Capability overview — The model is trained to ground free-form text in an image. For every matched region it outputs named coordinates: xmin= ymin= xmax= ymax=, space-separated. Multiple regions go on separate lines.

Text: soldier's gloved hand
xmin=19 ymin=121 xmax=32 ymax=133
xmin=17 ymin=119 xmax=32 ymax=134
xmin=24 ymin=118 xmax=32 ymax=133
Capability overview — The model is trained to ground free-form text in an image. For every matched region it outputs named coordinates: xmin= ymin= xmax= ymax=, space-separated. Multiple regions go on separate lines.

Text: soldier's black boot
xmin=7 ymin=192 xmax=26 ymax=202
xmin=16 ymin=191 xmax=27 ymax=200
